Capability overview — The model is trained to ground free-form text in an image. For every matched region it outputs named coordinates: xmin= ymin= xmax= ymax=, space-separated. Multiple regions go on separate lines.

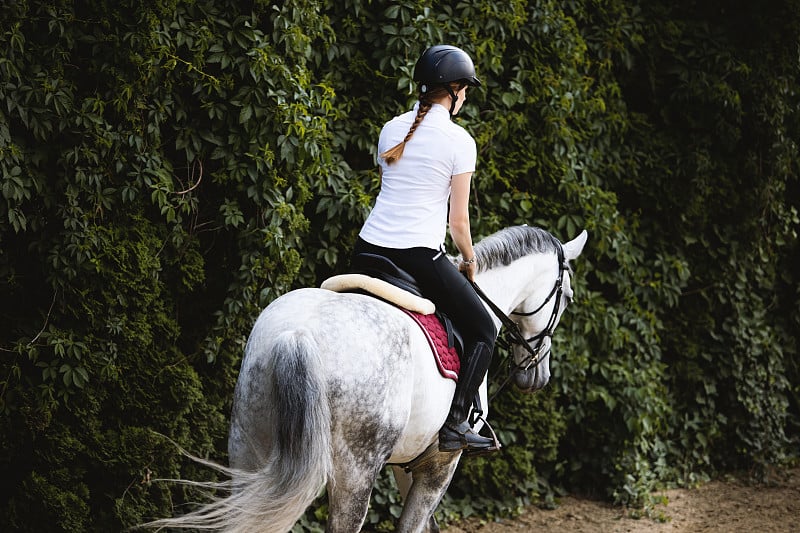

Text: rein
xmin=470 ymin=244 xmax=567 ymax=400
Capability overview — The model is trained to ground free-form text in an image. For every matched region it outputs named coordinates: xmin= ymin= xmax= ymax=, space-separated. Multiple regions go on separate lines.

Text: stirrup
xmin=462 ymin=415 xmax=502 ymax=458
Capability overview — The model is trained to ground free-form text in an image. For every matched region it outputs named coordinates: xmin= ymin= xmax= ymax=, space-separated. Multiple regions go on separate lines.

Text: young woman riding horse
xmin=140 ymin=43 xmax=589 ymax=533
xmin=353 ymin=44 xmax=497 ymax=453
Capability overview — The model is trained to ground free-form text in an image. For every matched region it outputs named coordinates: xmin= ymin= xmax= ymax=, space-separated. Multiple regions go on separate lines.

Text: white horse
xmin=145 ymin=225 xmax=587 ymax=533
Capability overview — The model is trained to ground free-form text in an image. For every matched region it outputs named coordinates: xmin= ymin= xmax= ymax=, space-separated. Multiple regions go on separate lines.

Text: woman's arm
xmin=449 ymin=172 xmax=477 ymax=280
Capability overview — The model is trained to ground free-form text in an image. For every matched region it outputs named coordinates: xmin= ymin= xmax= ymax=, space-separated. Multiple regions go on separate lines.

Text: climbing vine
xmin=0 ymin=0 xmax=797 ymax=530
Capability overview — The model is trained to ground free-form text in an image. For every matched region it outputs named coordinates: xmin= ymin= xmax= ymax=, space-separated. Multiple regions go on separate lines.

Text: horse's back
xmin=249 ymin=288 xmax=415 ymax=381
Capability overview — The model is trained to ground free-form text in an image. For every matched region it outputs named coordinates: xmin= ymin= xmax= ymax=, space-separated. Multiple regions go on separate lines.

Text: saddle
xmin=320 ymin=253 xmax=464 ymax=377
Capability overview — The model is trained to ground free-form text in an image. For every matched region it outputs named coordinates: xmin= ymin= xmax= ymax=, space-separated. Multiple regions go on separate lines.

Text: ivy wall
xmin=1 ymin=0 xmax=797 ymax=530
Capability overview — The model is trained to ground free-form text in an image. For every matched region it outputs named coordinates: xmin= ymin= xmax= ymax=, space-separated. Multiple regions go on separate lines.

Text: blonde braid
xmin=380 ymin=100 xmax=433 ymax=165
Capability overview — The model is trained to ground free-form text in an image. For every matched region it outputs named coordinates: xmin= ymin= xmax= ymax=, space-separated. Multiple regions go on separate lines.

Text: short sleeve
xmin=451 ymin=129 xmax=477 ymax=175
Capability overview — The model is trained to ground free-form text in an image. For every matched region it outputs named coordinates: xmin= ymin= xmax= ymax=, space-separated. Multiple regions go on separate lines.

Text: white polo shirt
xmin=359 ymin=102 xmax=477 ymax=250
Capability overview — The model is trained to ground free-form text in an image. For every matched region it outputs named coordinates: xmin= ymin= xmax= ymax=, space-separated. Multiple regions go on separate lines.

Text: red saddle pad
xmin=402 ymin=310 xmax=460 ymax=382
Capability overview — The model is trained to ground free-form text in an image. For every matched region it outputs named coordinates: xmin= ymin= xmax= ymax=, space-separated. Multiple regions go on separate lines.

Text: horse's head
xmin=509 ymin=230 xmax=587 ymax=393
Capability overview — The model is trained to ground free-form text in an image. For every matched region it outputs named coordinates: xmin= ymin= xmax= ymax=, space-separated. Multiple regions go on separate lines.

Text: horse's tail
xmin=140 ymin=329 xmax=333 ymax=533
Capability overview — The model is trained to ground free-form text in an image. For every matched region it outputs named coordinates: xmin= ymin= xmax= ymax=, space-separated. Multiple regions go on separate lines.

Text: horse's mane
xmin=473 ymin=225 xmax=562 ymax=272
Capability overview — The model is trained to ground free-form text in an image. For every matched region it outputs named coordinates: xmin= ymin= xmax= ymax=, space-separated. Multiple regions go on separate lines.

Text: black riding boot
xmin=439 ymin=341 xmax=496 ymax=453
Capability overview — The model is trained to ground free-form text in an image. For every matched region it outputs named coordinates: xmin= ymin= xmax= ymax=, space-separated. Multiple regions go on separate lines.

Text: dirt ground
xmin=444 ymin=467 xmax=800 ymax=533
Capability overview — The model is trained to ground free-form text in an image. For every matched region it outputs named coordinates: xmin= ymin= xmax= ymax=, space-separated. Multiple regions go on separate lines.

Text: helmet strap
xmin=445 ymin=85 xmax=458 ymax=116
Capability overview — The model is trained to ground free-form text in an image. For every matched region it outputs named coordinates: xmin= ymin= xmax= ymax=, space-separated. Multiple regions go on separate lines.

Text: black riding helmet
xmin=413 ymin=45 xmax=480 ymax=114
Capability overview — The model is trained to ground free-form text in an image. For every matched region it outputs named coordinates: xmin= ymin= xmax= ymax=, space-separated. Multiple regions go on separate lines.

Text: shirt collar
xmin=413 ymin=101 xmax=451 ymax=120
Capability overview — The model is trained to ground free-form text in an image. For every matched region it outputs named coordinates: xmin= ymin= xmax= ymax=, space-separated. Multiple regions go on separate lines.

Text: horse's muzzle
xmin=512 ymin=352 xmax=551 ymax=392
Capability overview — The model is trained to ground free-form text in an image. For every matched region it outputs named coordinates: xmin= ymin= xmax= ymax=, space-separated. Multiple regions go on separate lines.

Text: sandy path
xmin=444 ymin=467 xmax=800 ymax=532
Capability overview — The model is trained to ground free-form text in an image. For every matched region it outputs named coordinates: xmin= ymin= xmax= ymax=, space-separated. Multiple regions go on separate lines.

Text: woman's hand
xmin=458 ymin=257 xmax=477 ymax=281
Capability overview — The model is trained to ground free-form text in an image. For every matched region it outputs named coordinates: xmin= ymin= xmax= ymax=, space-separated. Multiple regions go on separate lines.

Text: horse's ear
xmin=563 ymin=230 xmax=588 ymax=261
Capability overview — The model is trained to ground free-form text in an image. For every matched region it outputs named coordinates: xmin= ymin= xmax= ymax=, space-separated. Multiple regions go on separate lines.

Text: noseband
xmin=471 ymin=244 xmax=567 ymax=396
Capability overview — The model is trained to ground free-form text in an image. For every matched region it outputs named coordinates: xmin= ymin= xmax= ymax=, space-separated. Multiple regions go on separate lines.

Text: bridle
xmin=470 ymin=244 xmax=568 ymax=399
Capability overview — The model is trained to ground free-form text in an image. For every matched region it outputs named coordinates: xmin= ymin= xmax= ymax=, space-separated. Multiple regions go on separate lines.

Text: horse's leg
xmin=391 ymin=465 xmax=442 ymax=533
xmin=325 ymin=457 xmax=384 ymax=533
xmin=395 ymin=452 xmax=461 ymax=533
xmin=326 ymin=415 xmax=403 ymax=532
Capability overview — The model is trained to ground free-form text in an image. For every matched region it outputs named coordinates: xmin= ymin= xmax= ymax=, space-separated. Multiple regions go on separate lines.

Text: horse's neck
xmin=475 ymin=253 xmax=555 ymax=323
